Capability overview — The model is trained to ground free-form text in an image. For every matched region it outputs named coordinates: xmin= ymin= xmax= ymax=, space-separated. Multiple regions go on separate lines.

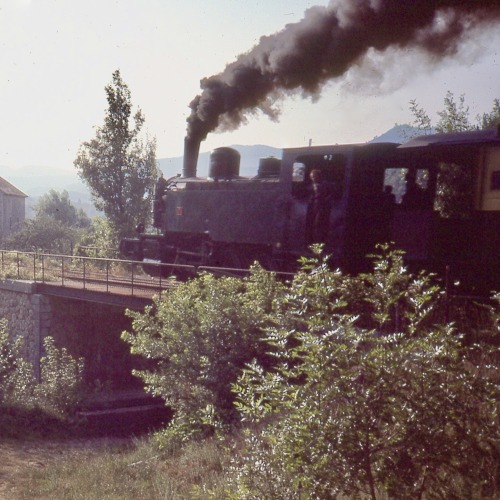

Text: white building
xmin=0 ymin=176 xmax=27 ymax=239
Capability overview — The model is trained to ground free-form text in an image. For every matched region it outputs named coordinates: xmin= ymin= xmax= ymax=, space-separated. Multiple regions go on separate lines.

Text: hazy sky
xmin=1 ymin=0 xmax=499 ymax=171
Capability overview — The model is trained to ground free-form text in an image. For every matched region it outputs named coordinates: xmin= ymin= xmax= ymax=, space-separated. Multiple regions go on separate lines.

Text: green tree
xmin=35 ymin=189 xmax=90 ymax=228
xmin=122 ymin=266 xmax=283 ymax=449
xmin=229 ymin=248 xmax=499 ymax=499
xmin=75 ymin=216 xmax=120 ymax=259
xmin=407 ymin=98 xmax=434 ymax=137
xmin=5 ymin=215 xmax=76 ymax=254
xmin=5 ymin=190 xmax=91 ymax=253
xmin=1 ymin=319 xmax=84 ymax=418
xmin=74 ymin=70 xmax=157 ymax=238
xmin=479 ymin=97 xmax=500 ymax=129
xmin=409 ymin=91 xmax=499 ymax=134
xmin=435 ymin=91 xmax=475 ymax=133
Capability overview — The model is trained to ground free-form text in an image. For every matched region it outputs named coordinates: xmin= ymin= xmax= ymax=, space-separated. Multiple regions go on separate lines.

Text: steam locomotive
xmin=120 ymin=127 xmax=500 ymax=293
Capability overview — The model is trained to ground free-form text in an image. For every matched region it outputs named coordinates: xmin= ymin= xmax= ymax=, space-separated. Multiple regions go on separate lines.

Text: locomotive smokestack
xmin=183 ymin=136 xmax=201 ymax=178
xmin=186 ymin=0 xmax=500 ymax=141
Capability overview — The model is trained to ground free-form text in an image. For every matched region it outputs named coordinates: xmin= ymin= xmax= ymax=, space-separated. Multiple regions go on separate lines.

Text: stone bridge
xmin=0 ymin=279 xmax=153 ymax=391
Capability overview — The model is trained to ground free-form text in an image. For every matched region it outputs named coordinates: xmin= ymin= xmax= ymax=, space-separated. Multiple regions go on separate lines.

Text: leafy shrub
xmin=74 ymin=216 xmax=120 ymax=260
xmin=34 ymin=336 xmax=85 ymax=416
xmin=229 ymin=247 xmax=499 ymax=499
xmin=0 ymin=321 xmax=85 ymax=420
xmin=0 ymin=318 xmax=37 ymax=406
xmin=0 ymin=318 xmax=16 ymax=390
xmin=122 ymin=265 xmax=284 ymax=449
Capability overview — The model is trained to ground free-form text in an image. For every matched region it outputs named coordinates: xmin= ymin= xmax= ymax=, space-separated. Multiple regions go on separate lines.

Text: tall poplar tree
xmin=74 ymin=70 xmax=157 ymax=239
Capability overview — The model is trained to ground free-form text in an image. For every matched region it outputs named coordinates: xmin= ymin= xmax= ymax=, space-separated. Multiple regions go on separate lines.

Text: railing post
xmin=131 ymin=262 xmax=135 ymax=296
xmin=33 ymin=253 xmax=36 ymax=281
xmin=83 ymin=258 xmax=86 ymax=290
xmin=106 ymin=259 xmax=109 ymax=293
xmin=61 ymin=256 xmax=65 ymax=286
xmin=17 ymin=252 xmax=20 ymax=279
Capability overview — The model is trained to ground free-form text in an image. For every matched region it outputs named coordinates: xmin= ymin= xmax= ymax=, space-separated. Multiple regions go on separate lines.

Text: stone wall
xmin=0 ymin=280 xmax=51 ymax=378
xmin=0 ymin=281 xmax=144 ymax=389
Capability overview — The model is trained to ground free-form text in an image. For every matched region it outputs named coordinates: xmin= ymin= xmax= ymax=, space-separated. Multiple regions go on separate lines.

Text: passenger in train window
xmin=306 ymin=169 xmax=335 ymax=244
xmin=402 ymin=172 xmax=427 ymax=209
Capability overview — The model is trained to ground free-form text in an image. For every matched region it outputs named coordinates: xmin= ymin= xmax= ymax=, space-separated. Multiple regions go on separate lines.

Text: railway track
xmin=39 ymin=267 xmax=180 ymax=300
xmin=60 ymin=268 xmax=178 ymax=288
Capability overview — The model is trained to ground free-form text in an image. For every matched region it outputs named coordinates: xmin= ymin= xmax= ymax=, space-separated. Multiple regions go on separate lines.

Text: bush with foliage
xmin=0 ymin=318 xmax=35 ymax=405
xmin=35 ymin=189 xmax=91 ymax=229
xmin=5 ymin=215 xmax=79 ymax=254
xmin=0 ymin=320 xmax=85 ymax=419
xmin=74 ymin=215 xmax=121 ymax=259
xmin=122 ymin=266 xmax=284 ymax=449
xmin=228 ymin=247 xmax=499 ymax=499
xmin=34 ymin=336 xmax=86 ymax=416
xmin=5 ymin=189 xmax=91 ymax=254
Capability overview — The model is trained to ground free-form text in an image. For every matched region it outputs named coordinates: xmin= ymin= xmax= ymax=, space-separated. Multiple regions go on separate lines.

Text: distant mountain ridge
xmin=370 ymin=124 xmax=434 ymax=143
xmin=1 ymin=125 xmax=425 ymax=217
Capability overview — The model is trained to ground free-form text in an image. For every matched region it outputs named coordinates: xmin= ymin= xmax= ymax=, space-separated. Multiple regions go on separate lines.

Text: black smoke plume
xmin=187 ymin=0 xmax=500 ymax=142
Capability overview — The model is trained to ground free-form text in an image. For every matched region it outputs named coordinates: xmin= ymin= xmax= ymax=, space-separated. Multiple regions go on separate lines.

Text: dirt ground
xmin=0 ymin=437 xmax=129 ymax=500
xmin=0 ymin=439 xmax=56 ymax=499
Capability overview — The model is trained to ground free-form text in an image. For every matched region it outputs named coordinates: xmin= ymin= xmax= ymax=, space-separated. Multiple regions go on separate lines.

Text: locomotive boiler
xmin=120 ymin=127 xmax=500 ymax=293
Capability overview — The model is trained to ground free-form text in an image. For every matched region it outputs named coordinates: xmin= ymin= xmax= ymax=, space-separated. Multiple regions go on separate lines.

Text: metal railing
xmin=0 ymin=250 xmax=188 ymax=299
xmin=0 ymin=250 xmax=492 ymax=322
xmin=0 ymin=250 xmax=293 ymax=299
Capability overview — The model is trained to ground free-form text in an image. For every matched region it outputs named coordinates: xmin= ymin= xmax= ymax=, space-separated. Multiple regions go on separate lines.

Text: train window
xmin=434 ymin=162 xmax=473 ymax=218
xmin=295 ymin=154 xmax=346 ymax=184
xmin=384 ymin=168 xmax=431 ymax=207
xmin=416 ymin=169 xmax=429 ymax=189
xmin=384 ymin=168 xmax=407 ymax=204
xmin=293 ymin=163 xmax=306 ymax=182
xmin=481 ymin=148 xmax=500 ymax=210
xmin=292 ymin=154 xmax=346 ymax=199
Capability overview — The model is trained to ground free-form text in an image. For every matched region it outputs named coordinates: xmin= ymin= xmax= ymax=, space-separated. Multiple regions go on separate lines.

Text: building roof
xmin=0 ymin=176 xmax=28 ymax=197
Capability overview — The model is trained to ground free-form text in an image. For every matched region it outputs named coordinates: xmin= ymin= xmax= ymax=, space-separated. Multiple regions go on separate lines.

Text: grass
xmin=13 ymin=436 xmax=229 ymax=500
xmin=7 ymin=431 xmax=388 ymax=499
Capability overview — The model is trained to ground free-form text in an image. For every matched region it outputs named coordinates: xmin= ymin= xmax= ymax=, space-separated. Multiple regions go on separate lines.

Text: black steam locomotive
xmin=120 ymin=127 xmax=500 ymax=292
